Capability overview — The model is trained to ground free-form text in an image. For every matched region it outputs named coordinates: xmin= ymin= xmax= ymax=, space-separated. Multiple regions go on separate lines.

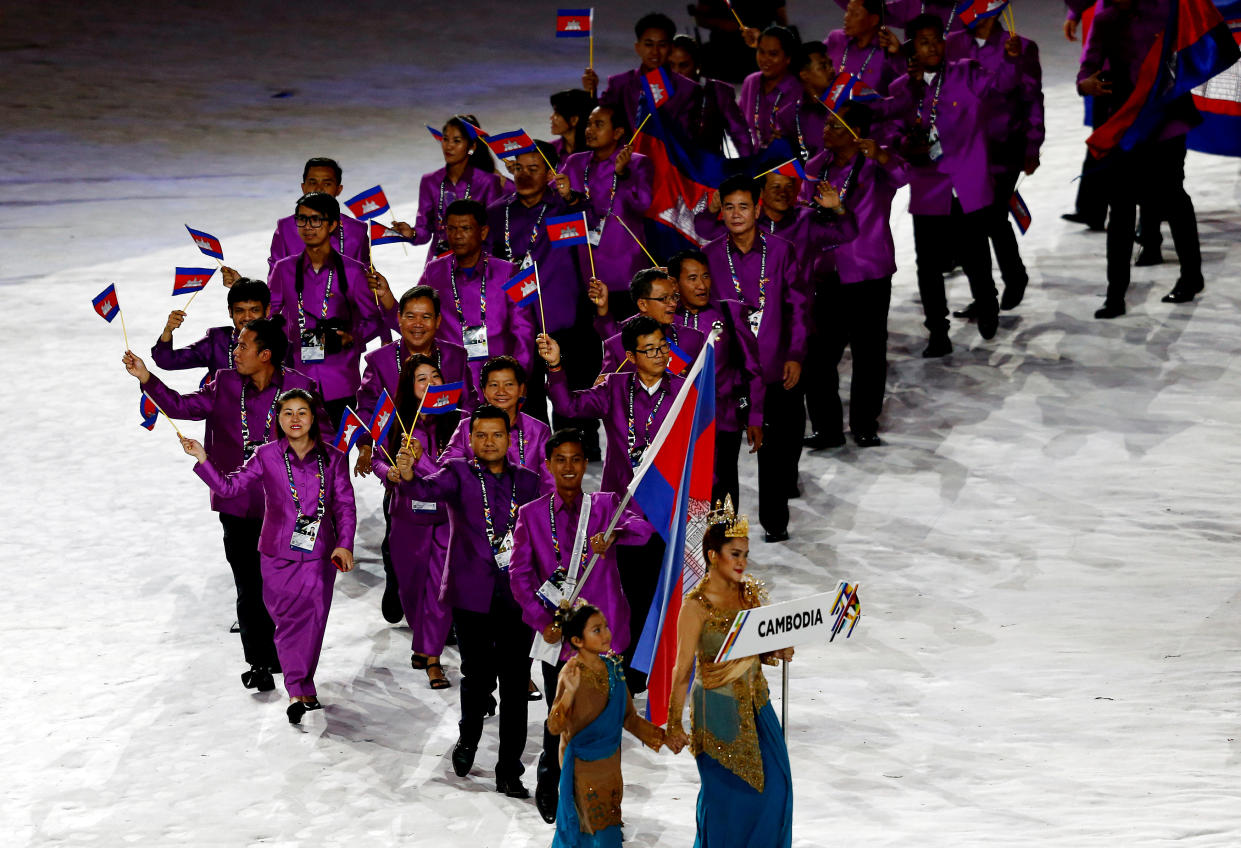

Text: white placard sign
xmin=713 ymin=591 xmax=841 ymax=662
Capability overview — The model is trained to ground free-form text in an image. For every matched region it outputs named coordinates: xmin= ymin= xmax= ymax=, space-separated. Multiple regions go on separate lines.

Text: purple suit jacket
xmin=150 ymin=325 xmax=235 ymax=377
xmin=413 ymin=165 xmax=505 ymax=259
xmin=356 ymin=339 xmax=471 ymax=446
xmin=596 ymin=321 xmax=706 ymax=381
xmin=440 ymin=411 xmax=554 ymax=493
xmin=561 ymin=148 xmax=654 ymax=293
xmin=372 ymin=418 xmax=449 ymax=526
xmin=675 ymin=304 xmax=764 ymax=432
xmin=268 ymin=214 xmax=370 ymax=277
xmin=738 ymin=72 xmax=803 ymax=151
xmin=195 ymin=439 xmax=356 ymax=561
xmin=823 ymin=30 xmax=906 ymax=98
xmin=947 ymin=28 xmax=1044 ymax=173
xmin=600 ymin=68 xmax=702 ymax=137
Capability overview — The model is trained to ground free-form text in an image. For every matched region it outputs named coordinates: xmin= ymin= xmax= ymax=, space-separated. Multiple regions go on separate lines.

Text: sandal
xmin=426 ymin=661 xmax=452 ymax=690
xmin=410 ymin=652 xmax=429 ymax=671
xmin=528 ymin=678 xmax=543 ymax=702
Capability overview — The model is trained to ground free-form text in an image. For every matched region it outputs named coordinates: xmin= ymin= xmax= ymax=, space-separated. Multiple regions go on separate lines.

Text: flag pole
xmin=782 ymin=661 xmax=789 ymax=740
xmin=144 ymin=392 xmax=184 ymax=439
xmin=535 ymin=263 xmax=547 ymax=336
xmin=726 ymin=1 xmax=745 ymax=29
xmin=629 ymin=112 xmax=652 ymax=145
xmin=754 ymin=158 xmax=797 ymax=180
xmin=582 ymin=212 xmax=597 ymax=280
xmin=588 ymin=8 xmax=595 ymax=69
xmin=823 ymin=103 xmax=860 ymax=140
xmin=406 ymin=391 xmax=429 ymax=448
xmin=609 ymin=212 xmax=659 ymax=266
xmin=118 ymin=307 xmax=131 ymax=351
xmin=182 ymin=287 xmax=204 ymax=311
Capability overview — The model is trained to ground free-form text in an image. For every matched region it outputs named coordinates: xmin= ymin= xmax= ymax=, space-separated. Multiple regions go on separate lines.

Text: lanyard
xmin=840 ymin=42 xmax=879 ymax=77
xmin=228 ymin=329 xmax=239 ymax=368
xmin=680 ymin=308 xmax=701 ymax=331
xmin=753 ymin=86 xmax=783 ymax=147
xmin=918 ymin=66 xmax=947 ymax=129
xmin=240 ymin=377 xmax=280 ymax=449
xmin=437 ymin=170 xmax=472 ymax=241
xmin=821 ymin=153 xmax=865 ymax=204
xmin=627 ymin=373 xmax=668 ymax=458
xmin=296 ymin=259 xmax=335 ymax=338
xmin=725 ymin=233 xmax=768 ymax=309
xmin=583 ymin=155 xmax=618 ymax=236
xmin=549 ymin=493 xmax=592 ymax=573
xmin=503 ymin=197 xmax=548 ymax=261
xmin=283 ymin=447 xmax=326 ymax=521
xmin=449 ymin=254 xmax=489 ymax=327
xmin=396 ymin=341 xmax=442 ymax=376
xmin=513 ymin=419 xmax=526 ymax=466
xmin=471 ymin=460 xmax=517 ymax=551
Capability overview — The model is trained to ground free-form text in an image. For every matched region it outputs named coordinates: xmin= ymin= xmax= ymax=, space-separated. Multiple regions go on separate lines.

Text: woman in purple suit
xmin=372 ymin=354 xmax=457 ymax=689
xmin=182 ymin=389 xmax=357 ymax=725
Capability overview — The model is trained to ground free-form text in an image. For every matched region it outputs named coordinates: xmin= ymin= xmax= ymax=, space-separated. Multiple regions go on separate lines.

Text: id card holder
xmin=492 ymin=531 xmax=514 ymax=571
xmin=927 ymin=126 xmax=944 ymax=163
xmin=290 ymin=515 xmax=320 ymax=552
xmin=628 ymin=445 xmax=646 ymax=468
xmin=463 ymin=324 xmax=489 ymax=361
xmin=587 ymin=227 xmax=602 ymax=247
xmin=243 ymin=441 xmax=262 ymax=462
xmin=300 ymin=329 xmax=325 ymax=363
xmin=536 ymin=567 xmax=569 ymax=611
xmin=410 ymin=499 xmax=438 ymax=514
xmin=519 ymin=254 xmax=534 ymax=270
xmin=747 ymin=308 xmax=764 ymax=337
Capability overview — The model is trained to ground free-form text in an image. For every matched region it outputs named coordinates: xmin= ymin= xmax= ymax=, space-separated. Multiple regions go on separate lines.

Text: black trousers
xmin=804 ymin=271 xmax=841 ymax=439
xmin=821 ymin=275 xmax=892 ymax=437
xmin=713 ymin=427 xmax=743 ymax=510
xmin=453 ymin=599 xmax=534 ymax=779
xmin=757 ymin=380 xmax=805 ymax=535
xmin=617 ymin=535 xmax=666 ymax=693
xmin=1103 ymin=136 xmax=1202 ymax=305
xmin=218 ymin=513 xmax=278 ymax=669
xmin=989 ymin=170 xmax=1029 ymax=291
xmin=526 ymin=320 xmax=602 ymax=453
xmin=912 ymin=201 xmax=998 ymax=334
xmin=537 ymin=658 xmax=567 ymax=793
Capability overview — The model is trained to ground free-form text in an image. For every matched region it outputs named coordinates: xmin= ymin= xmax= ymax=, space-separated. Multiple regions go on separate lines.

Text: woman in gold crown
xmin=664 ymin=500 xmax=794 ymax=847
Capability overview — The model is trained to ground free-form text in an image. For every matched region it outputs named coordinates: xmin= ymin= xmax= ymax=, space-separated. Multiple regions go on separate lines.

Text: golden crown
xmin=706 ymin=495 xmax=749 ymax=538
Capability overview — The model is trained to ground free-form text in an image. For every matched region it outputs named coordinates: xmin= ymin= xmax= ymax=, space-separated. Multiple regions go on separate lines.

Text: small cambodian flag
xmin=369 ymin=221 xmax=406 ymax=246
xmin=770 ymin=158 xmax=807 ymax=180
xmin=427 ymin=125 xmax=444 ymax=141
xmin=955 ymin=0 xmax=1008 ymax=28
xmin=368 ymin=389 xmax=397 ymax=446
xmin=556 ymin=8 xmax=592 ymax=37
xmin=140 ymin=393 xmax=159 ymax=431
xmin=546 ymin=212 xmax=589 ymax=246
xmin=421 ymin=381 xmax=465 ymax=416
xmin=1008 ymin=189 xmax=1032 ymax=234
xmin=503 ymin=264 xmax=540 ymax=308
xmin=485 ymin=129 xmax=537 ymax=159
xmin=643 ymin=67 xmax=674 ymax=109
xmin=185 ymin=226 xmax=224 ymax=261
xmin=332 ymin=406 xmax=368 ymax=453
xmin=665 ymin=338 xmax=691 ymax=376
xmin=172 ymin=267 xmax=215 ymax=296
xmin=821 ymin=72 xmax=879 ymax=111
xmin=92 ymin=283 xmax=120 ymax=323
xmin=344 ymin=185 xmax=391 ymax=221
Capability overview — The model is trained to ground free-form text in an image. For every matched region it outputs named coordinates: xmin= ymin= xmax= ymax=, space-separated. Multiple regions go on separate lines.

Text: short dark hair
xmin=905 ymin=13 xmax=944 ymax=41
xmin=445 ymin=198 xmax=488 ymax=228
xmin=562 ymin=602 xmax=604 ymax=649
xmin=630 ymin=267 xmax=674 ymax=302
xmin=671 ymin=34 xmax=700 ymax=63
xmin=838 ymin=102 xmax=874 ymax=135
xmin=470 ymin=403 xmax=511 ymax=433
xmin=794 ymin=40 xmax=828 ymax=74
xmin=545 ymin=427 xmax=586 ymax=459
xmin=667 ymin=249 xmax=709 ymax=280
xmin=398 ymin=284 xmax=441 ymax=315
xmin=531 ymin=140 xmax=559 ymax=169
xmin=593 ymin=103 xmax=631 ymax=140
xmin=294 ymin=192 xmax=340 ymax=223
xmin=719 ymin=173 xmax=761 ymax=203
xmin=480 ymin=354 xmax=527 ymax=387
xmin=862 ymin=0 xmax=885 ymax=19
xmin=622 ymin=314 xmax=664 ymax=352
xmin=244 ymin=316 xmax=288 ymax=366
xmin=227 ymin=278 xmax=271 ymax=309
xmin=634 ymin=12 xmax=676 ymax=41
xmin=276 ymin=388 xmax=322 ymax=443
xmin=759 ymin=24 xmax=798 ymax=58
xmin=302 ymin=157 xmax=341 ymax=182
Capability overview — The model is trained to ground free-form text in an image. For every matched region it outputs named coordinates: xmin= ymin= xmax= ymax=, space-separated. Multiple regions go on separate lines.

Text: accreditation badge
xmin=747 ymin=308 xmax=764 ymax=337
xmin=492 ymin=530 xmax=514 ymax=571
xmin=927 ymin=126 xmax=944 ymax=163
xmin=242 ymin=440 xmax=262 ymax=461
xmin=290 ymin=515 xmax=321 ymax=552
xmin=300 ymin=329 xmax=326 ymax=363
xmin=536 ymin=567 xmax=570 ymax=611
xmin=587 ymin=227 xmax=602 ymax=247
xmin=410 ymin=499 xmax=437 ymax=514
xmin=462 ymin=324 xmax=490 ymax=361
xmin=519 ymin=254 xmax=534 ymax=270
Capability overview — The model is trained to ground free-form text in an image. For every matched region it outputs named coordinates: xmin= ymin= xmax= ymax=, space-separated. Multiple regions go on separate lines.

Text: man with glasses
xmin=268 ymin=192 xmax=386 ymax=428
xmin=588 ymin=267 xmax=706 ymax=378
xmin=268 ymin=157 xmax=371 ymax=276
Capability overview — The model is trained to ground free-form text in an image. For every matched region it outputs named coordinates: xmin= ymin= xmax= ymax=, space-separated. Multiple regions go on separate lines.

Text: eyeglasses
xmin=294 ymin=214 xmax=328 ymax=229
xmin=635 ymin=342 xmax=671 ymax=358
xmin=641 ymin=293 xmax=680 ymax=305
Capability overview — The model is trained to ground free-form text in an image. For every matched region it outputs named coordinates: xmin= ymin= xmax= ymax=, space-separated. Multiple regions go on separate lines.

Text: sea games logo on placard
xmin=756 ymin=605 xmax=825 ymax=638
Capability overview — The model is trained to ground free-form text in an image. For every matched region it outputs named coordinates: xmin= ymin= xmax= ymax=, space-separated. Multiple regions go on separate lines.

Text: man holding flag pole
xmin=151 ymin=278 xmax=270 ymax=382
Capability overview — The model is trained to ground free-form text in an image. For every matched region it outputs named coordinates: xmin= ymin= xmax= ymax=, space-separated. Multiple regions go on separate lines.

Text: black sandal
xmin=426 ymin=662 xmax=452 ymax=690
xmin=410 ymin=652 xmax=429 ymax=671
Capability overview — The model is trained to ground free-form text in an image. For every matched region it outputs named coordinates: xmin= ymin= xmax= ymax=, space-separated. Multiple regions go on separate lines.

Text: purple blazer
xmin=845 ymin=0 xmax=963 ymax=31
xmin=823 ymin=30 xmax=906 ymax=98
xmin=150 ymin=326 xmax=235 ymax=376
xmin=947 ymin=29 xmax=1044 ymax=173
xmin=703 ymin=232 xmax=809 ymax=383
xmin=401 ymin=458 xmax=542 ymax=613
xmin=546 ymin=369 xmax=684 ymax=496
xmin=675 ymin=303 xmax=764 ymax=433
xmin=144 ymin=367 xmax=329 ymax=519
xmin=600 ymin=68 xmax=702 ymax=137
xmin=887 ymin=57 xmax=1019 ymax=215
xmin=738 ymin=72 xmax=803 ymax=151
xmin=802 ymin=147 xmax=910 ymax=283
xmin=372 ymin=418 xmax=449 ymax=526
xmin=485 ymin=190 xmax=585 ymax=334
xmin=440 ymin=411 xmax=554 ymax=493
xmin=561 ymin=148 xmax=654 ymax=293
xmin=417 ymin=252 xmax=535 ymax=391
xmin=413 ymin=165 xmax=505 ymax=260
xmin=509 ymin=490 xmax=653 ymax=661
xmin=355 ymin=339 xmax=471 ymax=447
xmin=596 ymin=322 xmax=706 ymax=381
xmin=792 ymin=95 xmax=829 ymax=161
xmin=268 ymin=214 xmax=370 ymax=277
xmin=686 ymin=77 xmax=754 ymax=157
xmin=195 ymin=439 xmax=356 ymax=561
xmin=268 ymin=250 xmax=387 ymax=401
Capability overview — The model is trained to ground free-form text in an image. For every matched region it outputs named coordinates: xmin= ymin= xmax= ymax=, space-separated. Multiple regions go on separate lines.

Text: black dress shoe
xmin=1094 ymin=301 xmax=1126 ymax=319
xmin=978 ymin=308 xmax=999 ymax=340
xmin=451 ymin=739 xmax=477 ymax=777
xmin=922 ymin=333 xmax=952 ymax=358
xmin=763 ymin=530 xmax=790 ymax=543
xmin=241 ymin=665 xmax=275 ymax=692
xmin=951 ymin=302 xmax=978 ymax=319
xmin=485 ymin=694 xmax=497 ymax=717
xmin=444 ymin=624 xmax=458 ymax=646
xmin=1134 ymin=247 xmax=1164 ymax=267
xmin=1161 ymin=282 xmax=1203 ymax=303
xmin=229 ymin=620 xmax=240 ymax=634
xmin=853 ymin=432 xmax=882 ymax=448
xmin=496 ymin=775 xmax=530 ymax=799
xmin=1061 ymin=212 xmax=1105 ymax=230
xmin=381 ymin=578 xmax=404 ymax=624
xmin=535 ymin=782 xmax=559 ymax=823
xmin=804 ymin=431 xmax=846 ymax=450
xmin=1000 ymin=281 xmax=1027 ymax=311
xmin=286 ymin=698 xmax=319 ymax=725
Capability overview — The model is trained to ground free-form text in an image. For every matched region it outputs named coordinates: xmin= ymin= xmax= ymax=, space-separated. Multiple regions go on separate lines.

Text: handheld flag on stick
xmin=172 ymin=267 xmax=215 ymax=308
xmin=367 ymin=390 xmax=397 ymax=448
xmin=954 ymin=0 xmax=1009 ymax=29
xmin=608 ymin=211 xmax=659 ymax=266
xmin=185 ymin=226 xmax=224 ymax=262
xmin=822 ymin=72 xmax=879 ymax=112
xmin=1008 ymin=190 xmax=1031 ymax=234
xmin=92 ymin=282 xmax=130 ymax=349
xmin=629 ymin=111 xmax=652 ymax=145
xmin=139 ymin=393 xmax=159 ymax=431
xmin=427 ymin=124 xmax=444 ymax=141
xmin=665 ymin=338 xmax=691 ymax=377
xmin=556 ymin=8 xmax=592 ymax=36
xmin=343 ymin=185 xmax=391 ymax=221
xmin=503 ymin=263 xmax=541 ymax=308
xmin=755 ymin=158 xmax=807 ymax=180
xmin=332 ymin=407 xmax=368 ymax=453
xmin=369 ymin=221 xmax=407 ymax=246
xmin=485 ymin=129 xmax=538 ymax=159
xmin=412 ymin=381 xmax=465 ymax=436
xmin=548 ymin=211 xmax=594 ymax=277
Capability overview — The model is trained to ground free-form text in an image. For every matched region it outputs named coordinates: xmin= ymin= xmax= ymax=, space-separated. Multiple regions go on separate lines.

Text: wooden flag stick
xmin=609 ymin=212 xmax=659 ymax=266
xmin=534 ymin=144 xmax=559 ymax=178
xmin=583 ymin=212 xmax=598 ymax=279
xmin=535 ymin=264 xmax=547 ymax=336
xmin=754 ymin=158 xmax=796 ymax=180
xmin=144 ymin=392 xmax=184 ymax=438
xmin=380 ymin=444 xmax=397 ymax=466
xmin=823 ymin=103 xmax=860 ymax=140
xmin=726 ymin=2 xmax=745 ymax=29
xmin=182 ymin=287 xmax=204 ymax=311
xmin=392 ymin=401 xmax=410 ymax=443
xmin=629 ymin=112 xmax=652 ymax=145
xmin=1006 ymin=4 xmax=1017 ymax=37
xmin=405 ymin=391 xmax=430 ymax=448
xmin=118 ymin=307 xmax=131 ymax=351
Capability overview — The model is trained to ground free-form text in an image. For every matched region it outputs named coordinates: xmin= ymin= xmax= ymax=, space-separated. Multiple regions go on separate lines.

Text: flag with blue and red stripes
xmin=421 ymin=381 xmax=465 ymax=416
xmin=665 ymin=338 xmax=692 ymax=377
xmin=546 ymin=212 xmax=590 ymax=246
xmin=368 ymin=390 xmax=397 ymax=446
xmin=92 ymin=283 xmax=120 ymax=323
xmin=332 ymin=406 xmax=368 ymax=453
xmin=954 ymin=0 xmax=1008 ymax=28
xmin=1188 ymin=0 xmax=1241 ymax=157
xmin=139 ymin=393 xmax=159 ymax=431
xmin=770 ymin=158 xmax=807 ymax=180
xmin=172 ymin=267 xmax=215 ymax=296
xmin=344 ymin=185 xmax=390 ymax=221
xmin=369 ymin=221 xmax=406 ymax=246
xmin=503 ymin=263 xmax=541 ymax=308
xmin=485 ymin=129 xmax=537 ymax=159
xmin=643 ymin=67 xmax=674 ymax=109
xmin=630 ymin=334 xmax=717 ymax=724
xmin=821 ymin=72 xmax=880 ymax=111
xmin=556 ymin=8 xmax=592 ymax=37
xmin=1008 ymin=189 xmax=1031 ymax=234
xmin=185 ymin=226 xmax=223 ymax=261
xmin=427 ymin=124 xmax=444 ymax=141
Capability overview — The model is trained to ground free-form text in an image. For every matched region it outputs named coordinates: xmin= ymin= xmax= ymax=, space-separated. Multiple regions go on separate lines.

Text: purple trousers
xmin=389 ymin=517 xmax=452 ymax=656
xmin=260 ymin=554 xmax=335 ymax=698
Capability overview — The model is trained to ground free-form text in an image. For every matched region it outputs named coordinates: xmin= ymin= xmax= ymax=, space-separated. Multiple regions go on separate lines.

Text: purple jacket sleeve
xmin=1021 ymin=42 xmax=1046 ymax=161
xmin=328 ymin=452 xmax=357 ymax=551
xmin=728 ymin=302 xmax=766 ymax=429
xmin=546 ymin=366 xmax=611 ymax=421
xmin=593 ymin=313 xmax=621 ymax=340
xmin=413 ymin=173 xmax=435 ymax=246
xmin=401 ymin=460 xmax=463 ymax=503
xmin=694 ymin=209 xmax=727 ymax=242
xmin=778 ymin=249 xmax=810 ymax=364
xmin=267 ymin=224 xmax=285 ymax=278
xmin=149 ymin=335 xmax=211 ymax=372
xmin=194 ymin=452 xmax=262 ymax=499
xmin=141 ymin=374 xmax=213 ymax=420
xmin=618 ymin=154 xmax=654 ymax=219
xmin=611 ymin=498 xmax=654 ymax=546
xmin=508 ymin=507 xmax=554 ymax=633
